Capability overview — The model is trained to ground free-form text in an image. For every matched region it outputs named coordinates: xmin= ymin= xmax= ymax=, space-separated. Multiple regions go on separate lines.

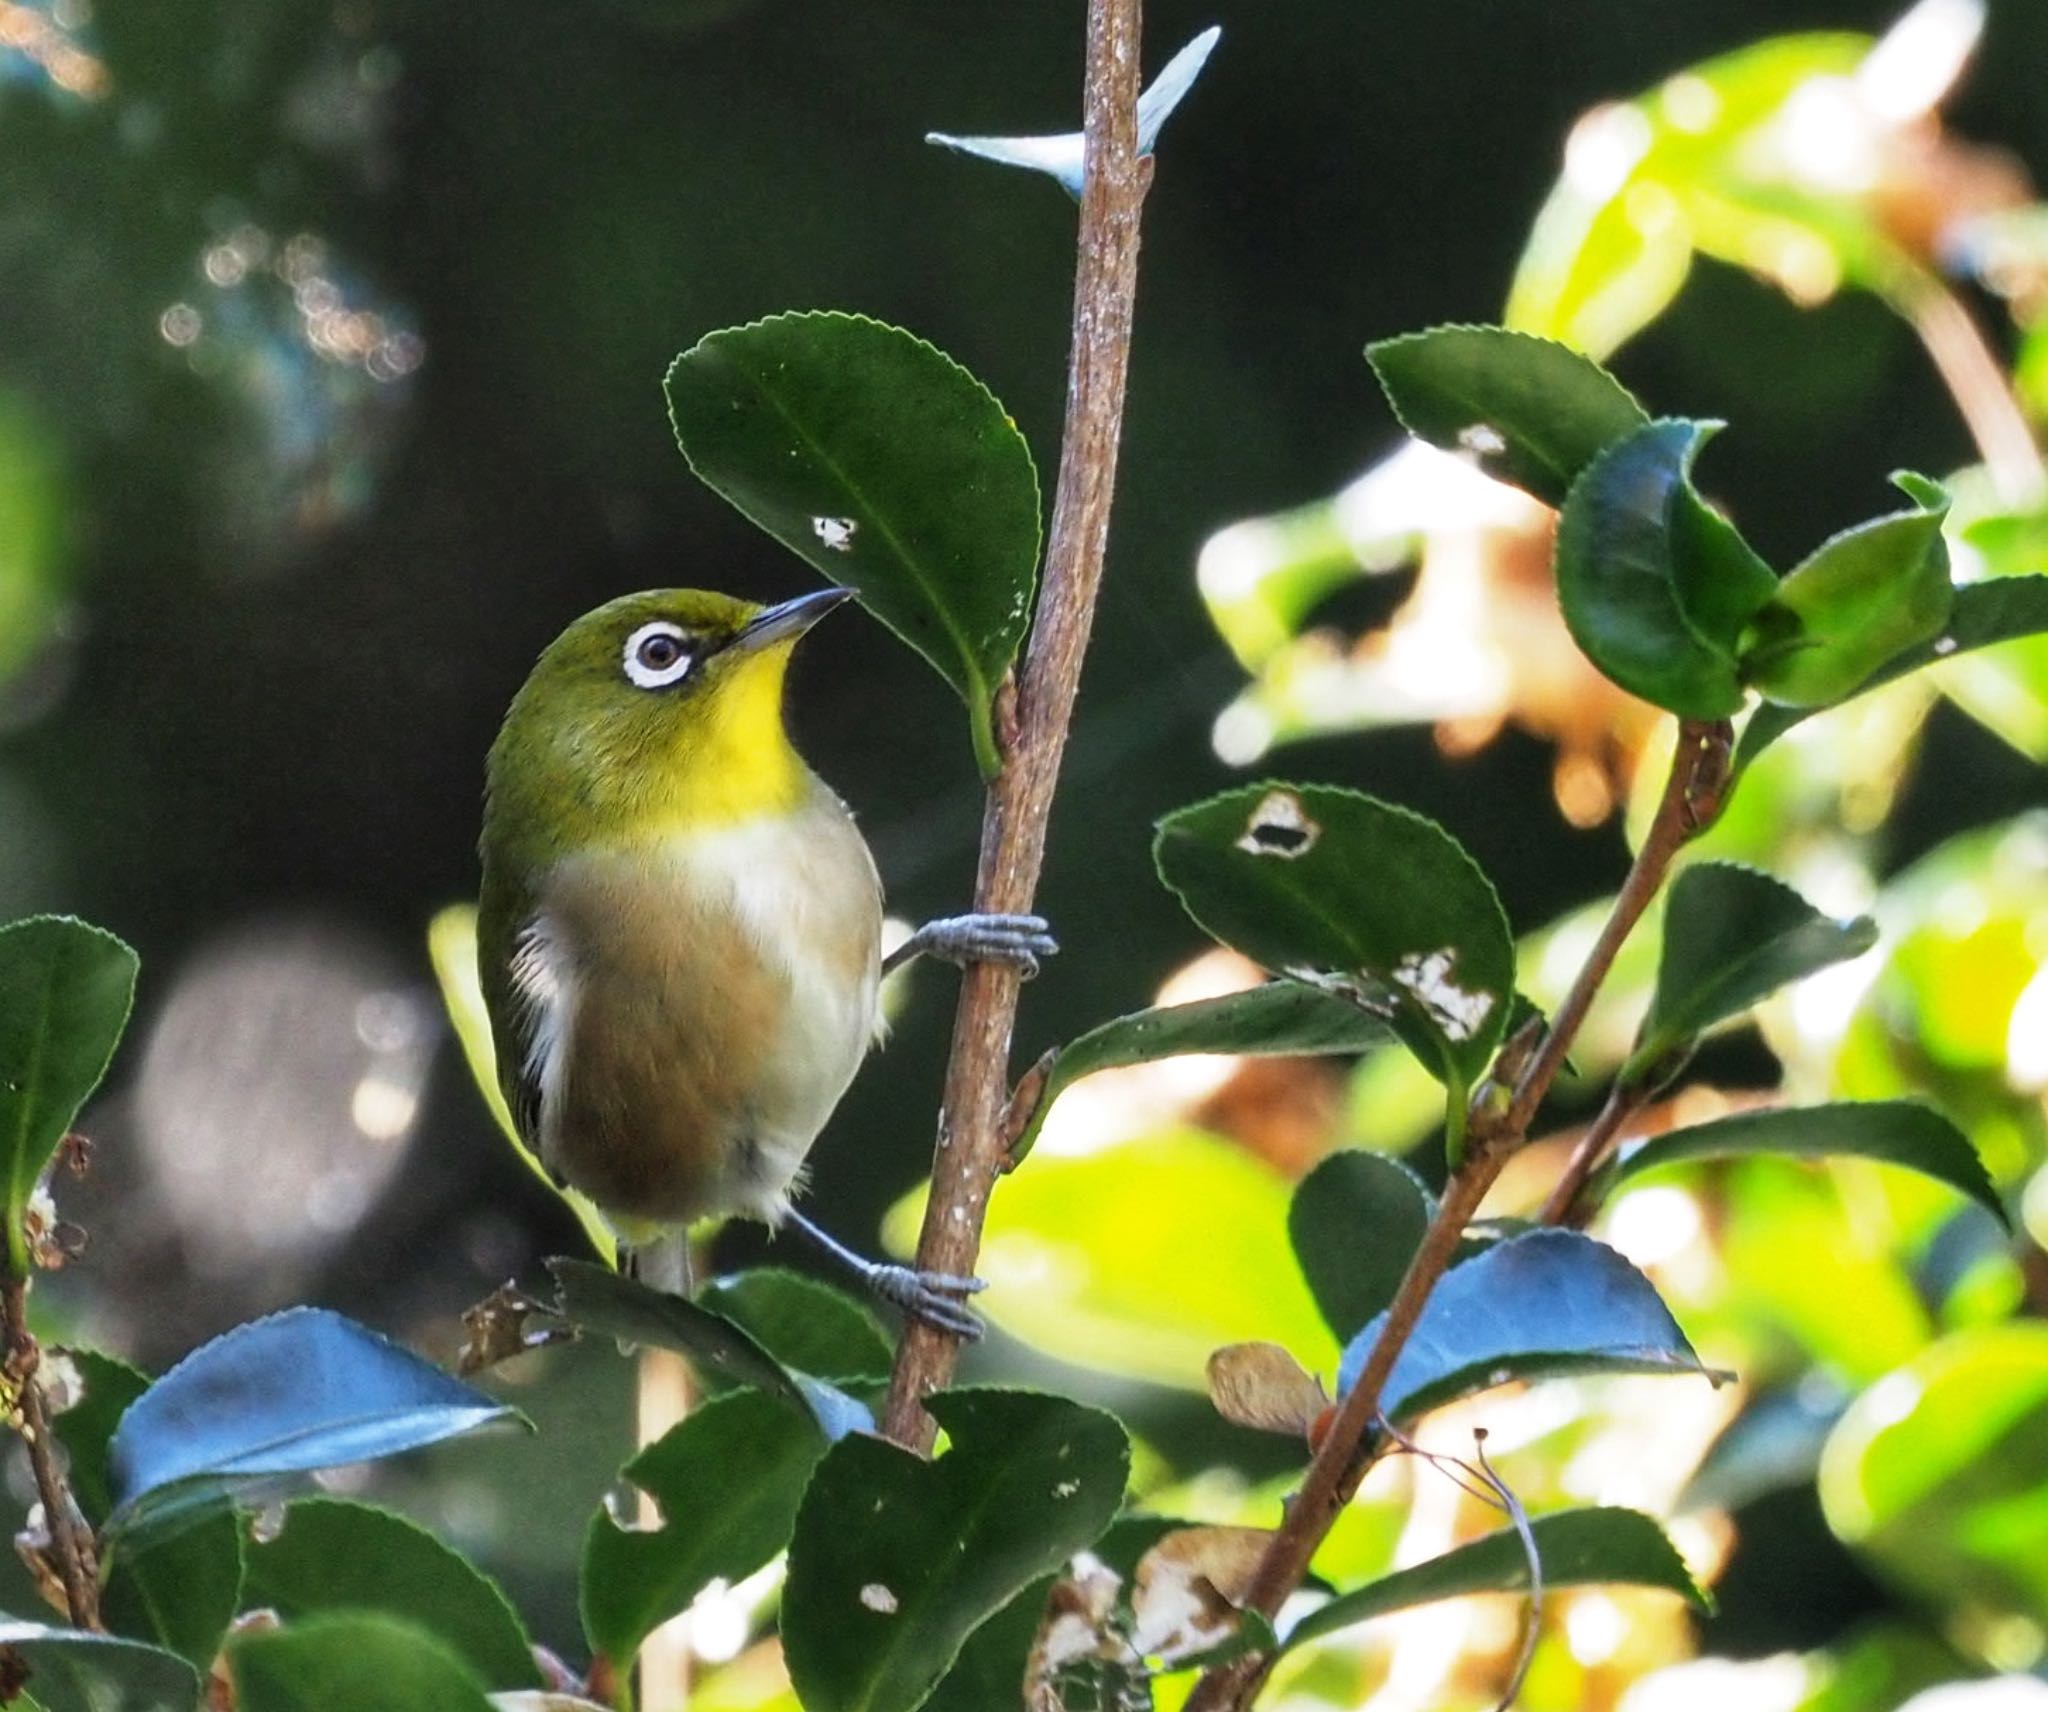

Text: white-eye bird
xmin=477 ymin=587 xmax=1054 ymax=1332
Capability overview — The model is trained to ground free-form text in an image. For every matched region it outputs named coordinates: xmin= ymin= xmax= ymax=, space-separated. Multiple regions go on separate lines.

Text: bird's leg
xmin=625 ymin=1232 xmax=693 ymax=1298
xmin=780 ymin=1208 xmax=987 ymax=1340
xmin=882 ymin=913 xmax=1059 ymax=980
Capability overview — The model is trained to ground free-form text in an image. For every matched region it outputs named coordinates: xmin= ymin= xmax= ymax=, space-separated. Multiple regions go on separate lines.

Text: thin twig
xmin=881 ymin=0 xmax=1153 ymax=1449
xmin=1897 ymin=277 xmax=2046 ymax=510
xmin=1535 ymin=1082 xmax=1639 ymax=1227
xmin=2 ymin=1279 xmax=97 ymax=1630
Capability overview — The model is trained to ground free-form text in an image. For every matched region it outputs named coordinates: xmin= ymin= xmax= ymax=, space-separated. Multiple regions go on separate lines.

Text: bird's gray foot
xmin=782 ymin=1208 xmax=987 ymax=1340
xmin=884 ymin=912 xmax=1060 ymax=980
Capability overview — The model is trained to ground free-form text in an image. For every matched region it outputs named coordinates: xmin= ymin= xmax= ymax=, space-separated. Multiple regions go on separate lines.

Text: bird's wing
xmin=476 ymin=865 xmax=565 ymax=1163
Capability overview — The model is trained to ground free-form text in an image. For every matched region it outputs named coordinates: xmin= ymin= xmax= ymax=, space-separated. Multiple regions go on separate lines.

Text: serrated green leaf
xmin=1742 ymin=488 xmax=1953 ymax=707
xmin=103 ymin=1505 xmax=244 ymax=1675
xmin=229 ymin=1611 xmax=494 ymax=1712
xmin=1153 ymin=784 xmax=1514 ymax=1116
xmin=1629 ymin=861 xmax=1877 ymax=1076
xmin=1288 ymin=1151 xmax=1434 ymax=1344
xmin=245 ymin=1498 xmax=539 ymax=1689
xmin=1012 ymin=983 xmax=1392 ymax=1164
xmin=1553 ymin=420 xmax=1751 ymax=718
xmin=696 ymin=1269 xmax=892 ymax=1386
xmin=783 ymin=1388 xmax=1129 ymax=1712
xmin=1336 ymin=1230 xmax=1713 ymax=1421
xmin=1737 ymin=575 xmax=2048 ymax=768
xmin=1279 ymin=1507 xmax=1707 ymax=1654
xmin=0 ymin=1620 xmax=199 ymax=1712
xmin=1601 ymin=1100 xmax=2003 ymax=1226
xmin=0 ymin=916 xmax=137 ymax=1276
xmin=1366 ymin=326 xmax=1650 ymax=507
xmin=666 ymin=312 xmax=1041 ymax=776
xmin=582 ymin=1389 xmax=823 ymax=1668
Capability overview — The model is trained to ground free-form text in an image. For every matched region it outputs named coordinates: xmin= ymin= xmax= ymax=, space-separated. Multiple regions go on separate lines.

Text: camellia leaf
xmin=245 ymin=1498 xmax=540 ymax=1689
xmin=784 ymin=1388 xmax=1128 ymax=1712
xmin=1736 ymin=575 xmax=2048 ymax=769
xmin=107 ymin=1308 xmax=521 ymax=1538
xmin=1288 ymin=1151 xmax=1435 ymax=1344
xmin=1336 ymin=1230 xmax=1713 ymax=1421
xmin=52 ymin=1348 xmax=150 ymax=1523
xmin=0 ymin=915 xmax=137 ymax=1276
xmin=1153 ymin=784 xmax=1515 ymax=1121
xmin=1628 ymin=861 xmax=1878 ymax=1078
xmin=1279 ymin=1507 xmax=1707 ymax=1654
xmin=229 ymin=1611 xmax=494 ymax=1712
xmin=696 ymin=1268 xmax=892 ymax=1386
xmin=1366 ymin=325 xmax=1650 ymax=508
xmin=1741 ymin=477 xmax=1953 ymax=708
xmin=666 ymin=312 xmax=1041 ymax=776
xmin=0 ymin=1620 xmax=200 ymax=1712
xmin=582 ymin=1389 xmax=824 ymax=1669
xmin=1600 ymin=1101 xmax=2004 ymax=1226
xmin=103 ymin=1506 xmax=245 ymax=1674
xmin=549 ymin=1259 xmax=871 ymax=1439
xmin=1553 ymin=420 xmax=1753 ymax=718
xmin=1011 ymin=982 xmax=1392 ymax=1163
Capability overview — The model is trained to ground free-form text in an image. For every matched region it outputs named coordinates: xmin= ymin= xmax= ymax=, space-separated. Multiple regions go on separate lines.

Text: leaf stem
xmin=1 ymin=1276 xmax=98 ymax=1631
xmin=1535 ymin=1081 xmax=1640 ymax=1226
xmin=880 ymin=0 xmax=1153 ymax=1450
xmin=1895 ymin=275 xmax=2046 ymax=511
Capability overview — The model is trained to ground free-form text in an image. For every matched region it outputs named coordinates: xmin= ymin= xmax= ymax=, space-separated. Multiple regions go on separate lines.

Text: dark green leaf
xmin=0 ymin=1620 xmax=199 ymax=1712
xmin=1289 ymin=1152 xmax=1435 ymax=1343
xmin=103 ymin=1504 xmax=243 ymax=1674
xmin=1553 ymin=420 xmax=1750 ymax=718
xmin=0 ymin=917 xmax=137 ymax=1275
xmin=1336 ymin=1230 xmax=1713 ymax=1421
xmin=228 ymin=1612 xmax=493 ymax=1712
xmin=1153 ymin=785 xmax=1514 ymax=1115
xmin=1279 ymin=1507 xmax=1707 ymax=1653
xmin=107 ymin=1308 xmax=520 ymax=1538
xmin=1736 ymin=575 xmax=2048 ymax=768
xmin=550 ymin=1258 xmax=871 ymax=1439
xmin=696 ymin=1269 xmax=891 ymax=1386
xmin=52 ymin=1348 xmax=149 ymax=1523
xmin=1366 ymin=326 xmax=1649 ymax=507
xmin=581 ymin=1389 xmax=824 ymax=1668
xmin=1601 ymin=1100 xmax=2003 ymax=1225
xmin=1013 ymin=984 xmax=1392 ymax=1164
xmin=1668 ymin=478 xmax=1781 ymax=656
xmin=666 ymin=312 xmax=1041 ymax=776
xmin=245 ymin=1497 xmax=539 ymax=1688
xmin=1742 ymin=481 xmax=1952 ymax=707
xmin=784 ymin=1388 xmax=1129 ymax=1712
xmin=1630 ymin=861 xmax=1877 ymax=1076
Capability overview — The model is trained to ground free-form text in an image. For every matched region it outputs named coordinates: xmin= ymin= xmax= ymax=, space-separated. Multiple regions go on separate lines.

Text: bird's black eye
xmin=622 ymin=621 xmax=695 ymax=689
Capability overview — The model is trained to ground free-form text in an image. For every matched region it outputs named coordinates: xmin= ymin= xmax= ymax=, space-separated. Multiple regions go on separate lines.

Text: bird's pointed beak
xmin=729 ymin=586 xmax=856 ymax=655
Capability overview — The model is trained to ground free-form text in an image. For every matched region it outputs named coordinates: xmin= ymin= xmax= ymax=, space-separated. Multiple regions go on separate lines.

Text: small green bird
xmin=477 ymin=587 xmax=1053 ymax=1332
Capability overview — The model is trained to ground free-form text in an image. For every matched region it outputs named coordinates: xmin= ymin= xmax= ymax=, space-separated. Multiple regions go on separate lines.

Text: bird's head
xmin=486 ymin=585 xmax=853 ymax=852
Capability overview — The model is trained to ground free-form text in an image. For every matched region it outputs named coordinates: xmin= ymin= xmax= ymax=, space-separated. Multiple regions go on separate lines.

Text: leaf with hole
xmin=0 ymin=915 xmax=137 ymax=1276
xmin=1336 ymin=1230 xmax=1713 ymax=1421
xmin=1288 ymin=1150 xmax=1435 ymax=1344
xmin=229 ymin=1611 xmax=495 ymax=1712
xmin=1154 ymin=785 xmax=1514 ymax=1119
xmin=0 ymin=1621 xmax=199 ymax=1712
xmin=1011 ymin=982 xmax=1392 ymax=1164
xmin=1367 ymin=325 xmax=1650 ymax=507
xmin=107 ymin=1308 xmax=521 ymax=1539
xmin=581 ymin=1389 xmax=824 ymax=1668
xmin=1629 ymin=861 xmax=1877 ymax=1080
xmin=783 ymin=1388 xmax=1128 ymax=1712
xmin=1279 ymin=1507 xmax=1707 ymax=1654
xmin=666 ymin=312 xmax=1041 ymax=776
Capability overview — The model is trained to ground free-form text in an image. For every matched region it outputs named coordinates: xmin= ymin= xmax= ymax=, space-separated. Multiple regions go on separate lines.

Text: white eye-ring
xmin=623 ymin=621 xmax=695 ymax=689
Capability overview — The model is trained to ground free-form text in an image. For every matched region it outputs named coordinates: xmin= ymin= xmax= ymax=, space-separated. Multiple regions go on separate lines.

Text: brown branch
xmin=1898 ymin=277 xmax=2046 ymax=510
xmin=880 ymin=0 xmax=1153 ymax=1449
xmin=1535 ymin=1081 xmax=1639 ymax=1226
xmin=2 ymin=1278 xmax=97 ymax=1630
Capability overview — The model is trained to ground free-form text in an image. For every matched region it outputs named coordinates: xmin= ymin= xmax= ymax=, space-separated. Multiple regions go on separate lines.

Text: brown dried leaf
xmin=458 ymin=1281 xmax=567 ymax=1375
xmin=1131 ymin=1525 xmax=1275 ymax=1663
xmin=1025 ymin=1553 xmax=1139 ymax=1712
xmin=1206 ymin=1341 xmax=1326 ymax=1436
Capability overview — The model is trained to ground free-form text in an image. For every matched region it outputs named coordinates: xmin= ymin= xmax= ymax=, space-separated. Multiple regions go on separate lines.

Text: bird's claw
xmin=867 ymin=1263 xmax=988 ymax=1341
xmin=908 ymin=913 xmax=1060 ymax=980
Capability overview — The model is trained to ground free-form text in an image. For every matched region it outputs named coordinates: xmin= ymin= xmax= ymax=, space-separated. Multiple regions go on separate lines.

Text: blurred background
xmin=5 ymin=1 xmax=2048 ymax=1707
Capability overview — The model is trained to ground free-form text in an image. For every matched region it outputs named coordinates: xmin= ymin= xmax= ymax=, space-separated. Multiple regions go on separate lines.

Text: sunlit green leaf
xmin=1280 ymin=1507 xmax=1707 ymax=1653
xmin=1013 ymin=983 xmax=1392 ymax=1164
xmin=230 ymin=1611 xmax=494 ymax=1712
xmin=1337 ymin=1230 xmax=1713 ymax=1421
xmin=666 ymin=312 xmax=1041 ymax=776
xmin=1602 ymin=1100 xmax=2003 ymax=1225
xmin=1288 ymin=1151 xmax=1434 ymax=1343
xmin=1630 ymin=861 xmax=1877 ymax=1077
xmin=1366 ymin=326 xmax=1649 ymax=507
xmin=0 ymin=1620 xmax=199 ymax=1712
xmin=0 ymin=915 xmax=137 ymax=1276
xmin=582 ymin=1390 xmax=824 ymax=1668
xmin=0 ymin=395 xmax=69 ymax=688
xmin=247 ymin=1498 xmax=539 ymax=1689
xmin=1154 ymin=784 xmax=1514 ymax=1113
xmin=783 ymin=1389 xmax=1128 ymax=1712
